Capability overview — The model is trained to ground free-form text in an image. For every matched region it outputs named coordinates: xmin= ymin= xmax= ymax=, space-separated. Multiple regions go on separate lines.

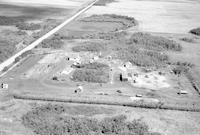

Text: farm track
xmin=13 ymin=94 xmax=200 ymax=112
xmin=0 ymin=0 xmax=98 ymax=73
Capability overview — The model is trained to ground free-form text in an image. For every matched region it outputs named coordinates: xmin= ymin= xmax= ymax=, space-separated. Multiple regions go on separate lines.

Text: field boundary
xmin=0 ymin=0 xmax=98 ymax=73
xmin=13 ymin=94 xmax=200 ymax=112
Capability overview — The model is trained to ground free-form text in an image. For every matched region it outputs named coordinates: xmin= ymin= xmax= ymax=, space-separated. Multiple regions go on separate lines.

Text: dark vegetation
xmin=72 ymin=62 xmax=109 ymax=83
xmin=180 ymin=37 xmax=194 ymax=43
xmin=128 ymin=33 xmax=182 ymax=51
xmin=0 ymin=16 xmax=40 ymax=30
xmin=16 ymin=23 xmax=41 ymax=30
xmin=72 ymin=42 xmax=106 ymax=52
xmin=38 ymin=34 xmax=64 ymax=49
xmin=0 ymin=40 xmax=16 ymax=63
xmin=170 ymin=62 xmax=194 ymax=76
xmin=81 ymin=14 xmax=137 ymax=30
xmin=14 ymin=50 xmax=33 ymax=63
xmin=94 ymin=0 xmax=116 ymax=6
xmin=67 ymin=30 xmax=182 ymax=68
xmin=190 ymin=27 xmax=200 ymax=36
xmin=114 ymin=32 xmax=182 ymax=67
xmin=22 ymin=104 xmax=161 ymax=135
xmin=0 ymin=16 xmax=29 ymax=26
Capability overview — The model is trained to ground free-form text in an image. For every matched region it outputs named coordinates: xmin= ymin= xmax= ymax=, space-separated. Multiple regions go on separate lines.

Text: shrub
xmin=190 ymin=27 xmax=200 ymax=36
xmin=16 ymin=23 xmax=41 ymax=30
xmin=22 ymin=104 xmax=162 ymax=135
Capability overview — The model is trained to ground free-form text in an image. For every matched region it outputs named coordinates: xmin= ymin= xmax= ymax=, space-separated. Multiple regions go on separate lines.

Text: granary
xmin=119 ymin=72 xmax=128 ymax=82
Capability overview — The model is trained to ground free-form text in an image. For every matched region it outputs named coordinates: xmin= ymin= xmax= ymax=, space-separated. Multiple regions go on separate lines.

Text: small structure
xmin=74 ymin=85 xmax=83 ymax=93
xmin=123 ymin=62 xmax=132 ymax=69
xmin=120 ymin=73 xmax=128 ymax=82
xmin=1 ymin=83 xmax=8 ymax=89
xmin=177 ymin=90 xmax=188 ymax=95
xmin=93 ymin=56 xmax=99 ymax=61
xmin=136 ymin=94 xmax=143 ymax=97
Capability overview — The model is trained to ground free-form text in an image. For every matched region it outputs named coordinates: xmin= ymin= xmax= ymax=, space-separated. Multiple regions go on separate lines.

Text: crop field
xmin=1 ymin=0 xmax=200 ymax=135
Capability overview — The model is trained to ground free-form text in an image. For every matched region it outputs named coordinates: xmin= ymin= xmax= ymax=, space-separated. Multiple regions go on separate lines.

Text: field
xmin=1 ymin=0 xmax=200 ymax=135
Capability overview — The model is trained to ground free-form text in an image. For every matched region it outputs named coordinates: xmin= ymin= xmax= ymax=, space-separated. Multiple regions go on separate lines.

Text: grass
xmin=22 ymin=104 xmax=161 ymax=135
xmin=72 ymin=62 xmax=109 ymax=83
xmin=190 ymin=27 xmax=200 ymax=36
xmin=72 ymin=42 xmax=106 ymax=52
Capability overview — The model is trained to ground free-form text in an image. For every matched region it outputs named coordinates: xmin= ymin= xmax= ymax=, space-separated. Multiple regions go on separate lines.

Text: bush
xmin=16 ymin=23 xmax=41 ymax=30
xmin=190 ymin=27 xmax=200 ymax=36
xmin=22 ymin=104 xmax=162 ymax=135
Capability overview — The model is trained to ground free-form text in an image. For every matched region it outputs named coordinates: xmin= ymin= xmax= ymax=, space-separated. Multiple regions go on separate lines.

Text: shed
xmin=1 ymin=83 xmax=8 ymax=89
